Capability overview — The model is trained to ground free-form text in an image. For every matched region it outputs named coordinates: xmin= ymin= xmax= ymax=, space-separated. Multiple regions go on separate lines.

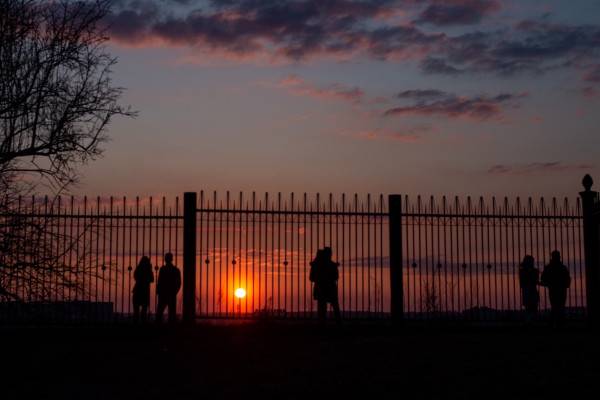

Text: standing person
xmin=156 ymin=252 xmax=181 ymax=324
xmin=540 ymin=250 xmax=571 ymax=327
xmin=309 ymin=247 xmax=342 ymax=325
xmin=518 ymin=255 xmax=539 ymax=322
xmin=132 ymin=256 xmax=154 ymax=323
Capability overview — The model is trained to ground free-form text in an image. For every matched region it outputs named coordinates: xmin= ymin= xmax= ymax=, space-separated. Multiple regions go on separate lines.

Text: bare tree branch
xmin=0 ymin=0 xmax=133 ymax=304
xmin=0 ymin=0 xmax=135 ymax=188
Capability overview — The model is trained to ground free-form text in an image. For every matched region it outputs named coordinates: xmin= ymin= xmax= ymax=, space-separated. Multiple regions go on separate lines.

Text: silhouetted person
xmin=519 ymin=255 xmax=539 ymax=321
xmin=156 ymin=252 xmax=181 ymax=324
xmin=309 ymin=247 xmax=341 ymax=325
xmin=132 ymin=256 xmax=154 ymax=323
xmin=541 ymin=250 xmax=571 ymax=327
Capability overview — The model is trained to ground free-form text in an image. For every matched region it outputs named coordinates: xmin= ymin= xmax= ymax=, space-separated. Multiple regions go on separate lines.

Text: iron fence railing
xmin=196 ymin=192 xmax=388 ymax=319
xmin=401 ymin=196 xmax=585 ymax=321
xmin=0 ymin=192 xmax=587 ymax=323
xmin=0 ymin=196 xmax=183 ymax=322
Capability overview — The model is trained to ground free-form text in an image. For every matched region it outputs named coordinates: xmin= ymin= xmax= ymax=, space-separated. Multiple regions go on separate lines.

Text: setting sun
xmin=234 ymin=288 xmax=247 ymax=299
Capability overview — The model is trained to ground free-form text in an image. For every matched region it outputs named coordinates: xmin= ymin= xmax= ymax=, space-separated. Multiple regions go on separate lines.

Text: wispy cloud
xmin=346 ymin=125 xmax=433 ymax=143
xmin=488 ymin=162 xmax=593 ymax=175
xmin=416 ymin=0 xmax=501 ymax=27
xmin=396 ymin=89 xmax=448 ymax=100
xmin=384 ymin=91 xmax=526 ymax=121
xmin=276 ymin=75 xmax=364 ymax=104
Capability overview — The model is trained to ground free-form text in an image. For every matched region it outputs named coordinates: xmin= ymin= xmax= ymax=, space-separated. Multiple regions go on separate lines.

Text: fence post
xmin=388 ymin=195 xmax=404 ymax=323
xmin=580 ymin=175 xmax=600 ymax=326
xmin=182 ymin=192 xmax=197 ymax=324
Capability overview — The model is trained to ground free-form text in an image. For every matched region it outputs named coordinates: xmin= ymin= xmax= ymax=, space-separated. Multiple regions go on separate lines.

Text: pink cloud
xmin=276 ymin=75 xmax=364 ymax=104
xmin=347 ymin=125 xmax=433 ymax=143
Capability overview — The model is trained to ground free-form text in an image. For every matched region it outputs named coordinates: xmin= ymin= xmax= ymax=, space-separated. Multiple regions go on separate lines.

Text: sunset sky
xmin=77 ymin=0 xmax=600 ymax=199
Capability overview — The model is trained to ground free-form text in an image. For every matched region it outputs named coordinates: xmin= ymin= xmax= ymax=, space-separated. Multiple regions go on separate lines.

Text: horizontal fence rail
xmin=0 ymin=192 xmax=588 ymax=323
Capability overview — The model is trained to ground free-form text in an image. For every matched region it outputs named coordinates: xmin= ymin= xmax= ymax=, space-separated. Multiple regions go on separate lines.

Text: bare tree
xmin=0 ymin=0 xmax=132 ymax=305
xmin=0 ymin=0 xmax=133 ymax=189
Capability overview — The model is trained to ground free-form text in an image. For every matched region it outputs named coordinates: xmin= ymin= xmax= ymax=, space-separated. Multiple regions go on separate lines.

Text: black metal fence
xmin=401 ymin=196 xmax=585 ymax=321
xmin=194 ymin=193 xmax=586 ymax=321
xmin=0 ymin=196 xmax=183 ymax=322
xmin=0 ymin=190 xmax=590 ymax=323
xmin=195 ymin=192 xmax=388 ymax=319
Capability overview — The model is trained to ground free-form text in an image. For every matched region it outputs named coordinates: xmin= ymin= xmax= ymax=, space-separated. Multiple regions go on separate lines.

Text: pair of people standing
xmin=309 ymin=247 xmax=342 ymax=324
xmin=132 ymin=252 xmax=181 ymax=323
xmin=519 ymin=250 xmax=571 ymax=326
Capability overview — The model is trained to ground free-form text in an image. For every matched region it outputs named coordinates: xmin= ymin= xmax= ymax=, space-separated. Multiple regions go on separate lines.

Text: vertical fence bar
xmin=389 ymin=194 xmax=403 ymax=323
xmin=183 ymin=192 xmax=197 ymax=323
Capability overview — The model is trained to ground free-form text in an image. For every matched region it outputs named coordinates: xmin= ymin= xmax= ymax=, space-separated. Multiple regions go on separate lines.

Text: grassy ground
xmin=2 ymin=322 xmax=599 ymax=399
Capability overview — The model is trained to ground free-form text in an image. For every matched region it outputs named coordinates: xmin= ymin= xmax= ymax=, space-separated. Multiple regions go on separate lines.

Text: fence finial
xmin=583 ymin=174 xmax=594 ymax=191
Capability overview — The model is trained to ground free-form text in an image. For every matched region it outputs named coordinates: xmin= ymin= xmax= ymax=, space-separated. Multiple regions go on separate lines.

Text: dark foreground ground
xmin=2 ymin=322 xmax=599 ymax=400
